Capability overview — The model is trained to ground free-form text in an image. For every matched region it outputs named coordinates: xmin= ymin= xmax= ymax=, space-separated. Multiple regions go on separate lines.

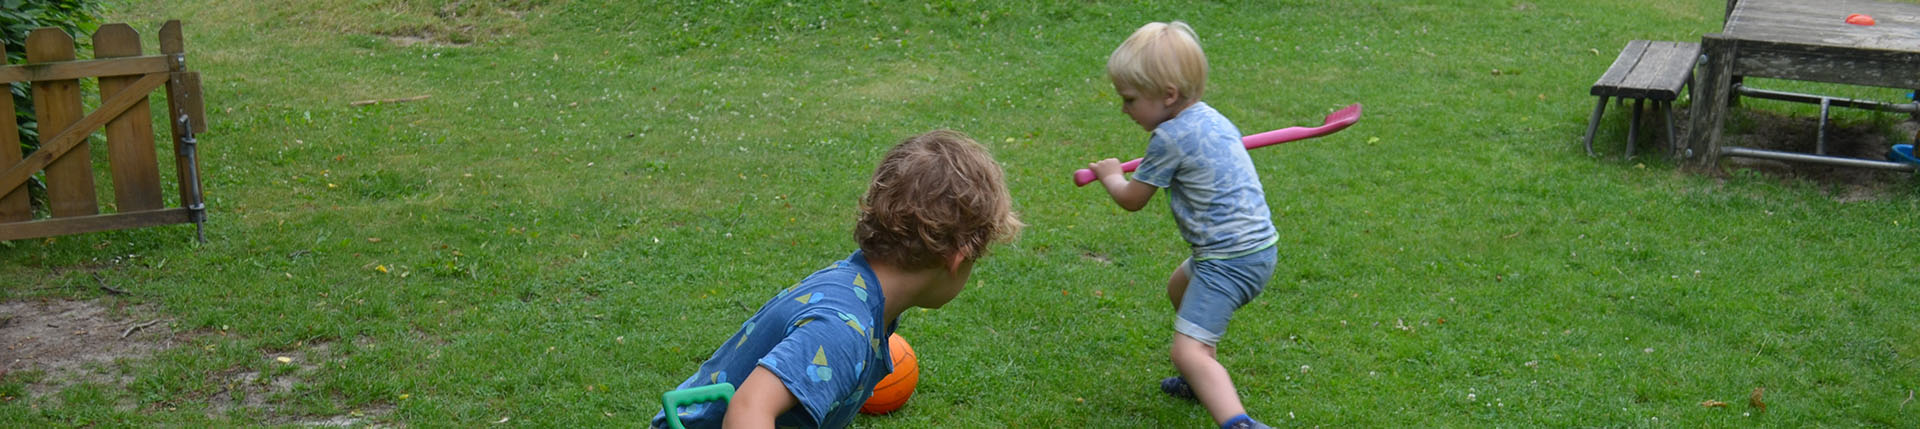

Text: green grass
xmin=4 ymin=0 xmax=1918 ymax=426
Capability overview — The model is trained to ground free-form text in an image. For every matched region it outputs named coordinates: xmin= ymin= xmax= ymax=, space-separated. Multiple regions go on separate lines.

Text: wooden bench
xmin=1583 ymin=40 xmax=1700 ymax=159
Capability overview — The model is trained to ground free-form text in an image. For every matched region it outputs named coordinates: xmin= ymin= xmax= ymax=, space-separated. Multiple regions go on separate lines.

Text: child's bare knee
xmin=1169 ymin=335 xmax=1214 ymax=362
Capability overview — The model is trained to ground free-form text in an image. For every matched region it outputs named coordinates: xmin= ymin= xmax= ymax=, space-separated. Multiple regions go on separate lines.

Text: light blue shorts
xmin=1174 ymin=245 xmax=1278 ymax=346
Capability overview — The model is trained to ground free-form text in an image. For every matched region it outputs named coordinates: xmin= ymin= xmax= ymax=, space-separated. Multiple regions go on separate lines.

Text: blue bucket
xmin=1890 ymin=144 xmax=1920 ymax=166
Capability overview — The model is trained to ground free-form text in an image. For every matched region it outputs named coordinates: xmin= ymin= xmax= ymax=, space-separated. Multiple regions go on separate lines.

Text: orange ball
xmin=860 ymin=333 xmax=918 ymax=415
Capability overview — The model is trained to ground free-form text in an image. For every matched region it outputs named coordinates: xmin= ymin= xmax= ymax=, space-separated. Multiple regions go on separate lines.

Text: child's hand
xmin=1087 ymin=157 xmax=1154 ymax=211
xmin=1088 ymin=158 xmax=1124 ymax=180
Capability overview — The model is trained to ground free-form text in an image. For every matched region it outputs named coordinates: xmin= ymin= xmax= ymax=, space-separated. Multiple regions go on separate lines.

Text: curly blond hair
xmin=856 ymin=130 xmax=1023 ymax=270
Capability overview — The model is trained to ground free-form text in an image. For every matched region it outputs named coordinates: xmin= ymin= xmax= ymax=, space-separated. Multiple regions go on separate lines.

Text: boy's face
xmin=1115 ymin=82 xmax=1179 ymax=132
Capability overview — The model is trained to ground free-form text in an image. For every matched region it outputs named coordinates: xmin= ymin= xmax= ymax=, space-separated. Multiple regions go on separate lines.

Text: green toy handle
xmin=660 ymin=383 xmax=735 ymax=429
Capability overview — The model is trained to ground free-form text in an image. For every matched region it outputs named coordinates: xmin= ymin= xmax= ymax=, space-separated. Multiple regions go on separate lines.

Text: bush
xmin=1 ymin=0 xmax=107 ymax=212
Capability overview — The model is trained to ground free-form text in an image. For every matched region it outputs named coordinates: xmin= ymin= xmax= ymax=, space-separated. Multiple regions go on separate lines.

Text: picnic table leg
xmin=1686 ymin=34 xmax=1736 ymax=170
xmin=1628 ymin=98 xmax=1644 ymax=159
xmin=1662 ymin=101 xmax=1679 ymax=158
xmin=1584 ymin=96 xmax=1609 ymax=157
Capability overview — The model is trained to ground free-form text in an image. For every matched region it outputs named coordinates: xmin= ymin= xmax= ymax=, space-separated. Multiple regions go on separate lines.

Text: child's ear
xmin=945 ymin=246 xmax=971 ymax=275
xmin=1161 ymin=85 xmax=1181 ymax=107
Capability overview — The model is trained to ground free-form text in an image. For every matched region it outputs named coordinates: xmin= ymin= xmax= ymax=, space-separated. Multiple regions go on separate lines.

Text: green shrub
xmin=1 ymin=0 xmax=107 ymax=213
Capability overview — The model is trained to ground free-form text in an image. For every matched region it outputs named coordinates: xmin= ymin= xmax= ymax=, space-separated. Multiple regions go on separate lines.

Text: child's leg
xmin=1166 ymin=259 xmax=1192 ymax=309
xmin=1167 ymin=246 xmax=1278 ymax=427
xmin=1161 ymin=259 xmax=1203 ymax=399
xmin=1172 ymin=333 xmax=1244 ymax=425
xmin=1168 ymin=258 xmax=1245 ymax=424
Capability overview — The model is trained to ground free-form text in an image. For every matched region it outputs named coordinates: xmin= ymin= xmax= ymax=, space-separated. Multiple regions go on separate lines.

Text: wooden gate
xmin=0 ymin=20 xmax=206 ymax=242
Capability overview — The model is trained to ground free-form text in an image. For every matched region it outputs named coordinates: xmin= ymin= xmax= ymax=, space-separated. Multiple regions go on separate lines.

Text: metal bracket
xmin=178 ymin=114 xmax=206 ymax=243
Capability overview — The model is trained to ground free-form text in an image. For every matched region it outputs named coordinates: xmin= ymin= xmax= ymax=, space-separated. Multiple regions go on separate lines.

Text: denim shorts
xmin=1174 ymin=244 xmax=1278 ymax=346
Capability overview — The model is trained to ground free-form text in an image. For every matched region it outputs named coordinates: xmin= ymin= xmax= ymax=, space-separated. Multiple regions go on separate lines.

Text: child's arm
xmin=722 ymin=366 xmax=798 ymax=428
xmin=1089 ymin=158 xmax=1157 ymax=211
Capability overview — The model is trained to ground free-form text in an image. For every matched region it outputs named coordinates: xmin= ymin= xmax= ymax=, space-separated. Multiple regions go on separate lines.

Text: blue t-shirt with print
xmin=652 ymin=251 xmax=895 ymax=429
xmin=1130 ymin=101 xmax=1278 ymax=259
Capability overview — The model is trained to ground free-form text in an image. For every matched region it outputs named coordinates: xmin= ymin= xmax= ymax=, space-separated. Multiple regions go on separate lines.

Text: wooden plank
xmin=27 ymin=28 xmax=98 ymax=218
xmin=1648 ymin=42 xmax=1701 ymax=98
xmin=159 ymin=20 xmax=183 ymax=55
xmin=0 ymin=73 xmax=168 ymax=202
xmin=1726 ymin=0 xmax=1920 ymax=51
xmin=1618 ymin=42 xmax=1701 ymax=101
xmin=178 ymin=72 xmax=205 ymax=133
xmin=1592 ymin=40 xmax=1649 ymax=95
xmin=160 ymin=19 xmax=205 ymax=215
xmin=95 ymin=24 xmax=164 ymax=212
xmin=0 ymin=208 xmax=192 ymax=241
xmin=1729 ymin=38 xmax=1920 ymax=89
xmin=165 ymin=71 xmax=205 ymax=212
xmin=0 ymin=43 xmax=27 ymax=222
xmin=0 ymin=56 xmax=170 ymax=84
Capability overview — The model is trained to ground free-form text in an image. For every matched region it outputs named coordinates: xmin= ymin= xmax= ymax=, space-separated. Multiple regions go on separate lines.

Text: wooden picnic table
xmin=1685 ymin=0 xmax=1920 ymax=170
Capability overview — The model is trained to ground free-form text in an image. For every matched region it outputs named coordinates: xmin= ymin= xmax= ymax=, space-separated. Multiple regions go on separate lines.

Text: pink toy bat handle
xmin=1074 ymin=103 xmax=1363 ymax=186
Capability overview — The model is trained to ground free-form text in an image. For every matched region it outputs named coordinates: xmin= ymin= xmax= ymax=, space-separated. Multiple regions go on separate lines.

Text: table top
xmin=1725 ymin=0 xmax=1920 ymax=51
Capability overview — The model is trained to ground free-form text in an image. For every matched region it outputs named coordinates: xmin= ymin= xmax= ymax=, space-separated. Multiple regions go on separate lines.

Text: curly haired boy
xmin=654 ymin=130 xmax=1022 ymax=428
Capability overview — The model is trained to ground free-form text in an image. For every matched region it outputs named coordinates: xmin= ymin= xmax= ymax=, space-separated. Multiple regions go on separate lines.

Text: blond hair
xmin=1107 ymin=21 xmax=1208 ymax=103
xmin=856 ymin=130 xmax=1023 ymax=270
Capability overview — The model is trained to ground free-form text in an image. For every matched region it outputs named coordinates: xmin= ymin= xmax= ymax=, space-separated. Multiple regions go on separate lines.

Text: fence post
xmin=160 ymin=20 xmax=207 ymax=238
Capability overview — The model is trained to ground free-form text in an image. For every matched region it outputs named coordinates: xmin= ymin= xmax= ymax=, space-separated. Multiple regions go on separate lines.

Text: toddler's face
xmin=1114 ymin=82 xmax=1178 ymax=132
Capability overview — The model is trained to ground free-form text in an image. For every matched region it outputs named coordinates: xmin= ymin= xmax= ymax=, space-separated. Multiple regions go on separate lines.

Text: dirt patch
xmin=0 ymin=299 xmax=176 ymax=401
xmin=385 ymin=35 xmax=471 ymax=48
xmin=202 ymin=341 xmax=394 ymax=427
xmin=0 ymin=299 xmax=393 ymax=426
xmin=364 ymin=0 xmax=541 ymax=47
xmin=1662 ymin=104 xmax=1920 ymax=199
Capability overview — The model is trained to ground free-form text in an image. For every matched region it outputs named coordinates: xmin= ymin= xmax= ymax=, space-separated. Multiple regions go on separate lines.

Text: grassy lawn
xmin=4 ymin=0 xmax=1918 ymax=426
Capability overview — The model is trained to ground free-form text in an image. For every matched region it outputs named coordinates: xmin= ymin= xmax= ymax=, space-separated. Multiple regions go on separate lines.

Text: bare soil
xmin=0 ymin=299 xmax=392 ymax=426
xmin=1666 ymin=104 xmax=1920 ymax=200
xmin=0 ymin=299 xmax=175 ymax=401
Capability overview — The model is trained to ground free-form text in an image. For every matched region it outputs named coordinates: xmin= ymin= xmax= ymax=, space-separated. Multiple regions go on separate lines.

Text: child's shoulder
xmin=1185 ymin=101 xmax=1233 ymax=124
xmin=1159 ymin=102 xmax=1236 ymax=140
xmin=768 ymin=254 xmax=880 ymax=314
xmin=802 ymin=255 xmax=875 ymax=290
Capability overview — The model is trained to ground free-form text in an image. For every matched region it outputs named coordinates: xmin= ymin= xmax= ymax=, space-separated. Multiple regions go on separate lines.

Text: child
xmin=652 ymin=130 xmax=1023 ymax=429
xmin=1086 ymin=21 xmax=1279 ymax=429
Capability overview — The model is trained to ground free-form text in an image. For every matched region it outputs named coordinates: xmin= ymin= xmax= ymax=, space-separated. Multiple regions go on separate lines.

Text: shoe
xmin=1159 ymin=376 xmax=1196 ymax=400
xmin=1224 ymin=419 xmax=1272 ymax=429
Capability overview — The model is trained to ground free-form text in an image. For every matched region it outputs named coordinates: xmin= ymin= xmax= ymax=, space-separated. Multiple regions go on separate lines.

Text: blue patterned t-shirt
xmin=1130 ymin=102 xmax=1278 ymax=259
xmin=651 ymin=251 xmax=895 ymax=429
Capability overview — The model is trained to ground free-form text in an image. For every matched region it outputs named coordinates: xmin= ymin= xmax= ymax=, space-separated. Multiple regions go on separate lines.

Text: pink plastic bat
xmin=1073 ymin=103 xmax=1363 ymax=186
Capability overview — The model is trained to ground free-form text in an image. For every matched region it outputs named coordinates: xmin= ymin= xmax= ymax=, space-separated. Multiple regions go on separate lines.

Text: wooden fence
xmin=0 ymin=20 xmax=206 ymax=242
